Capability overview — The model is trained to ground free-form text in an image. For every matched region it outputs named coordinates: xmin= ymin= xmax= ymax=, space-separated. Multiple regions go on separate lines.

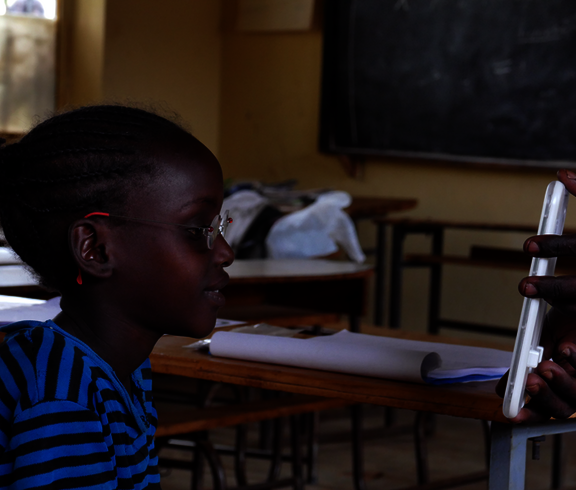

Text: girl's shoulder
xmin=0 ymin=320 xmax=133 ymax=410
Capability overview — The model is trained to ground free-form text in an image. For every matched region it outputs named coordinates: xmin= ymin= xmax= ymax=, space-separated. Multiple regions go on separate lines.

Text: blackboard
xmin=320 ymin=0 xmax=576 ymax=168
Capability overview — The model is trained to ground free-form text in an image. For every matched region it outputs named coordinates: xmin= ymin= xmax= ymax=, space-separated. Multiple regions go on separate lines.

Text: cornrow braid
xmin=0 ymin=104 xmax=195 ymax=292
xmin=13 ymin=162 xmax=132 ymax=185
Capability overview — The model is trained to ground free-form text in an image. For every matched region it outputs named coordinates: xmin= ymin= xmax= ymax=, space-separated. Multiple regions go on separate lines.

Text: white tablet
xmin=503 ymin=181 xmax=569 ymax=419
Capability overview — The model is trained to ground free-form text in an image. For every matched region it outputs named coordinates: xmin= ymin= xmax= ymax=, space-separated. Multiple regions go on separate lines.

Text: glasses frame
xmin=83 ymin=210 xmax=232 ymax=250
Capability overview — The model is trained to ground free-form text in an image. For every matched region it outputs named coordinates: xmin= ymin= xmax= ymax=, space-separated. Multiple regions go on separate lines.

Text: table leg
xmin=351 ymin=404 xmax=367 ymax=490
xmin=290 ymin=415 xmax=304 ymax=490
xmin=349 ymin=314 xmax=361 ymax=333
xmin=388 ymin=225 xmax=405 ymax=328
xmin=489 ymin=422 xmax=527 ymax=490
xmin=552 ymin=434 xmax=564 ymax=489
xmin=374 ymin=222 xmax=387 ymax=326
xmin=489 ymin=419 xmax=576 ymax=490
xmin=427 ymin=228 xmax=444 ymax=335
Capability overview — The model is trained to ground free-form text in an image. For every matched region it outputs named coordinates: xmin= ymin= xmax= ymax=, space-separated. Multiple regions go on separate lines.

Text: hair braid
xmin=0 ymin=104 xmax=194 ymax=291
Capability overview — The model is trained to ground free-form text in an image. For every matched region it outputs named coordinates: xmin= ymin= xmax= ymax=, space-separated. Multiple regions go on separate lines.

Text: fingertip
xmin=558 ymin=169 xmax=576 ymax=192
xmin=559 ymin=346 xmax=573 ymax=360
xmin=536 ymin=360 xmax=558 ymax=374
xmin=556 ymin=342 xmax=576 ymax=367
xmin=519 ymin=280 xmax=538 ymax=297
xmin=564 ymin=169 xmax=576 ymax=180
xmin=524 ymin=239 xmax=540 ymax=254
xmin=526 ymin=382 xmax=540 ymax=395
xmin=507 ymin=407 xmax=538 ymax=424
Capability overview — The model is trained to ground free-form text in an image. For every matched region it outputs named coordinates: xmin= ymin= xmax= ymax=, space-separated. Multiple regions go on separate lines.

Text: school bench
xmin=374 ymin=217 xmax=576 ymax=337
xmin=154 ymin=384 xmax=351 ymax=490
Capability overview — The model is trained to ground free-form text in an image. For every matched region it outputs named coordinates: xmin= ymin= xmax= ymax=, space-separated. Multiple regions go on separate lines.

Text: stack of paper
xmin=209 ymin=329 xmax=512 ymax=385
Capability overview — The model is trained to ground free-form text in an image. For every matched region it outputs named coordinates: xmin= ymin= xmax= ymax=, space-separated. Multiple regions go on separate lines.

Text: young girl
xmin=0 ymin=105 xmax=234 ymax=488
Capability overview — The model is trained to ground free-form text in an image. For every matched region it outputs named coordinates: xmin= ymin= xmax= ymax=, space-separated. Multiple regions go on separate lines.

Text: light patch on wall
xmin=0 ymin=15 xmax=55 ymax=132
xmin=237 ymin=0 xmax=314 ymax=32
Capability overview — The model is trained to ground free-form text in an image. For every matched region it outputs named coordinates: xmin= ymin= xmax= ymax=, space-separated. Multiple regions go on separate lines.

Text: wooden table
xmin=372 ymin=217 xmax=576 ymax=334
xmin=345 ymin=196 xmax=418 ymax=221
xmin=150 ymin=328 xmax=576 ymax=490
xmin=221 ymin=259 xmax=373 ymax=332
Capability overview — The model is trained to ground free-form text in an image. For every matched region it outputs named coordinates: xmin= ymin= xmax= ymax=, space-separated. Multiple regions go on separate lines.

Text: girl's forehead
xmin=129 ymin=150 xmax=223 ymax=217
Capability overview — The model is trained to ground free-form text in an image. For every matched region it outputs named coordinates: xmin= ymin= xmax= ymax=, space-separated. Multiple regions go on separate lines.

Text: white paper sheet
xmin=0 ymin=296 xmax=61 ymax=324
xmin=209 ymin=329 xmax=512 ymax=384
xmin=0 ymin=298 xmax=244 ymax=331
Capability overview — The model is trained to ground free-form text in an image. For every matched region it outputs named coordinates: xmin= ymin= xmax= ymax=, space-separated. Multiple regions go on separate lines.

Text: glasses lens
xmin=206 ymin=211 xmax=231 ymax=249
xmin=220 ymin=210 xmax=230 ymax=238
xmin=207 ymin=214 xmax=220 ymax=249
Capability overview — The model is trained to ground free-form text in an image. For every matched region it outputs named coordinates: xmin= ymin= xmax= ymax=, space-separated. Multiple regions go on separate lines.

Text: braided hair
xmin=0 ymin=105 xmax=196 ymax=292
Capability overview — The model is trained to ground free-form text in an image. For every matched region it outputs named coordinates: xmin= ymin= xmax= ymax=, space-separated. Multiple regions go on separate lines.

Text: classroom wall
xmin=61 ymin=0 xmax=106 ymax=105
xmin=62 ymin=0 xmax=222 ymax=155
xmin=217 ymin=3 xmax=571 ymax=335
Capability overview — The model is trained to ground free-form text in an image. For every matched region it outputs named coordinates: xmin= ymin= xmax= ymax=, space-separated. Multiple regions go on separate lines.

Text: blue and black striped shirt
xmin=0 ymin=320 xmax=161 ymax=489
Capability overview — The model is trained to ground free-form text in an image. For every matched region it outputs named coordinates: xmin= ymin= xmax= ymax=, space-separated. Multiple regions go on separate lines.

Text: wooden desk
xmin=151 ymin=329 xmax=506 ymax=422
xmin=345 ymin=196 xmax=418 ymax=221
xmin=220 ymin=259 xmax=373 ymax=332
xmin=150 ymin=329 xmax=576 ymax=490
xmin=373 ymin=217 xmax=576 ymax=334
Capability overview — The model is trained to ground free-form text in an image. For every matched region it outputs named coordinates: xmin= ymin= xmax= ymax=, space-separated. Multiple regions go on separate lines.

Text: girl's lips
xmin=204 ymin=289 xmax=225 ymax=307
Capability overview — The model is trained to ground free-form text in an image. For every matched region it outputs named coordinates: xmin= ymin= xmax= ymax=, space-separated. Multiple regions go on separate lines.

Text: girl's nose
xmin=215 ymin=234 xmax=235 ymax=268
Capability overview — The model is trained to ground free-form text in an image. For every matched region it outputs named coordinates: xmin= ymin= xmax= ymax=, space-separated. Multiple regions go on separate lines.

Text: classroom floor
xmin=158 ymin=404 xmax=576 ymax=490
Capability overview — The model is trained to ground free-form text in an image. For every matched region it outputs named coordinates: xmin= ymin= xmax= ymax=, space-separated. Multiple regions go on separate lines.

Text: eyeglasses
xmin=84 ymin=210 xmax=233 ymax=250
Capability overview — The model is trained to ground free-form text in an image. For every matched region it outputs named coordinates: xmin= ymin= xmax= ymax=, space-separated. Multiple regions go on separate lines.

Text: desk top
xmin=373 ymin=217 xmax=576 ymax=235
xmin=150 ymin=328 xmax=509 ymax=423
xmin=227 ymin=259 xmax=373 ymax=284
xmin=345 ymin=196 xmax=418 ymax=220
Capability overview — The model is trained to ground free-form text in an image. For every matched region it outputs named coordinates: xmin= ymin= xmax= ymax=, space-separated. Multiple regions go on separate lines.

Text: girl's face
xmin=110 ymin=137 xmax=234 ymax=339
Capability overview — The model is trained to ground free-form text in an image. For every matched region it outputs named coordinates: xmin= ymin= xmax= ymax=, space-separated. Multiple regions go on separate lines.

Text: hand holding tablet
xmin=503 ymin=181 xmax=569 ymax=419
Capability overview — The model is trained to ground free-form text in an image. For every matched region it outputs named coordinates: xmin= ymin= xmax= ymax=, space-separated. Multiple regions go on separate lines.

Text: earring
xmin=76 ymin=269 xmax=82 ymax=285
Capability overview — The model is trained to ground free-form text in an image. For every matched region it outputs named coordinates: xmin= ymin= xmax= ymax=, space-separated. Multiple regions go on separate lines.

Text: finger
xmin=509 ymin=407 xmax=549 ymax=424
xmin=523 ymin=234 xmax=576 ymax=258
xmin=557 ymin=169 xmax=576 ymax=197
xmin=507 ymin=373 xmax=555 ymax=423
xmin=519 ymin=276 xmax=576 ymax=306
xmin=554 ymin=342 xmax=576 ymax=373
xmin=514 ymin=369 xmax=576 ymax=421
xmin=536 ymin=360 xmax=576 ymax=406
xmin=531 ymin=362 xmax=576 ymax=417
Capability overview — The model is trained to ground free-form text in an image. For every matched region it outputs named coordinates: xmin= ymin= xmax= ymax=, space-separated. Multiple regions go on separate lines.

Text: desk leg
xmin=388 ymin=226 xmax=405 ymax=328
xmin=374 ymin=222 xmax=387 ymax=326
xmin=489 ymin=419 xmax=576 ymax=490
xmin=427 ymin=228 xmax=444 ymax=335
xmin=349 ymin=315 xmax=361 ymax=333
xmin=351 ymin=404 xmax=367 ymax=490
xmin=489 ymin=422 xmax=527 ymax=490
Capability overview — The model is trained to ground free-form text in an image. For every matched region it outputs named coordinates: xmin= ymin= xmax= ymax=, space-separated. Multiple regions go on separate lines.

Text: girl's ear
xmin=69 ymin=220 xmax=115 ymax=280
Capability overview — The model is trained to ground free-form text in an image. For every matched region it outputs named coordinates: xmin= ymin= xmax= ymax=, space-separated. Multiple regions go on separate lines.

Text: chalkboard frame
xmin=319 ymin=0 xmax=576 ymax=170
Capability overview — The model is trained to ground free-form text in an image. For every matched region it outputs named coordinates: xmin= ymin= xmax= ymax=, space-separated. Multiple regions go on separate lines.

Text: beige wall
xmin=63 ymin=0 xmax=222 ymax=155
xmin=218 ymin=6 xmax=571 ymax=336
xmin=62 ymin=0 xmax=106 ymax=105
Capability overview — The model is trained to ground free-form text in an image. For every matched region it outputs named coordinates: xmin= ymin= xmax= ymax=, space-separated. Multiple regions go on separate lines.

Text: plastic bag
xmin=265 ymin=191 xmax=366 ymax=263
xmin=221 ymin=190 xmax=269 ymax=250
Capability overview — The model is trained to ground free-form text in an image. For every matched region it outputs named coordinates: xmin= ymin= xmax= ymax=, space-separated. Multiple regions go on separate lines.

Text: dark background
xmin=320 ymin=0 xmax=576 ymax=168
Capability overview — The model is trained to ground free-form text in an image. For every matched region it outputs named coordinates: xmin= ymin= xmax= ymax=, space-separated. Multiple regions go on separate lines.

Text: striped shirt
xmin=0 ymin=320 xmax=161 ymax=489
